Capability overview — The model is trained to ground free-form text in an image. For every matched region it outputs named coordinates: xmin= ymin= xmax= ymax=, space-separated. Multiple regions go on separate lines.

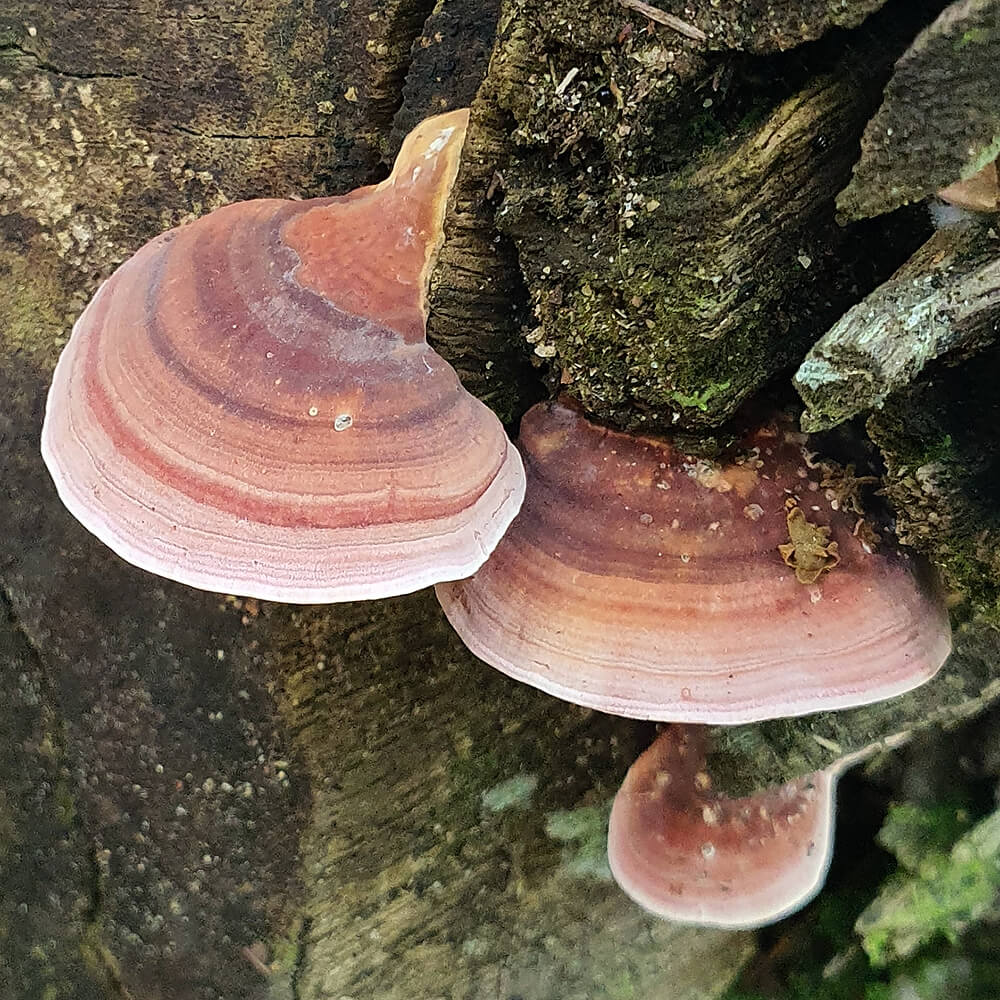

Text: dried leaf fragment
xmin=779 ymin=506 xmax=840 ymax=584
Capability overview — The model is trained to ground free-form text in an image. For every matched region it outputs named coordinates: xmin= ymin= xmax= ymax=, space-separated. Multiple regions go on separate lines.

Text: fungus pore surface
xmin=42 ymin=109 xmax=526 ymax=602
xmin=436 ymin=398 xmax=951 ymax=723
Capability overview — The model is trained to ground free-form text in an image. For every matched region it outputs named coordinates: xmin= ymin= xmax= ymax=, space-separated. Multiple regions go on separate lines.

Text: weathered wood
xmin=868 ymin=350 xmax=1000 ymax=618
xmin=275 ymin=595 xmax=752 ymax=999
xmin=390 ymin=0 xmax=503 ymax=154
xmin=795 ymin=219 xmax=1000 ymax=432
xmin=1 ymin=2 xmax=393 ymax=992
xmin=425 ymin=10 xmax=545 ymax=422
xmin=838 ymin=0 xmax=1000 ymax=221
xmin=644 ymin=0 xmax=892 ymax=52
xmin=473 ymin=0 xmax=928 ymax=429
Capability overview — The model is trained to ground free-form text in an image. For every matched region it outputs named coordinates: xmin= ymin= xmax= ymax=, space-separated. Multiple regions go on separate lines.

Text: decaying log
xmin=470 ymin=0 xmax=932 ymax=429
xmin=672 ymin=0 xmax=892 ymax=52
xmin=390 ymin=0 xmax=503 ymax=153
xmin=709 ymin=621 xmax=1000 ymax=796
xmin=4 ymin=0 xmax=1000 ymax=988
xmin=868 ymin=350 xmax=1000 ymax=618
xmin=838 ymin=0 xmax=1000 ymax=221
xmin=275 ymin=595 xmax=751 ymax=999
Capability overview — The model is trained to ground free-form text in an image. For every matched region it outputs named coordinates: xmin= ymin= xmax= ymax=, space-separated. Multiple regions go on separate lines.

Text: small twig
xmin=617 ymin=0 xmax=707 ymax=43
xmin=241 ymin=945 xmax=272 ymax=977
xmin=554 ymin=66 xmax=580 ymax=96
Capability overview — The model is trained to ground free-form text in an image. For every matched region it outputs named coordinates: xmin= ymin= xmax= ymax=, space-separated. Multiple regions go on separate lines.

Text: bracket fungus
xmin=41 ymin=109 xmax=526 ymax=602
xmin=607 ymin=725 xmax=837 ymax=928
xmin=937 ymin=158 xmax=999 ymax=214
xmin=436 ymin=398 xmax=951 ymax=724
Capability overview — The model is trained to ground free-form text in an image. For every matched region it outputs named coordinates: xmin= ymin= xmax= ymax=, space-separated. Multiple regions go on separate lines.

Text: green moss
xmin=877 ymin=802 xmax=974 ymax=871
xmin=0 ymin=19 xmax=23 ymax=49
xmin=670 ymin=381 xmax=732 ymax=413
xmin=723 ymin=779 xmax=1000 ymax=1000
xmin=78 ymin=920 xmax=122 ymax=992
xmin=496 ymin=39 xmax=877 ymax=431
xmin=607 ymin=969 xmax=638 ymax=1000
xmin=52 ymin=781 xmax=76 ymax=828
xmin=0 ymin=251 xmax=71 ymax=364
xmin=449 ymin=745 xmax=509 ymax=825
xmin=858 ymin=809 xmax=1000 ymax=966
xmin=955 ymin=28 xmax=991 ymax=50
xmin=544 ymin=802 xmax=613 ymax=880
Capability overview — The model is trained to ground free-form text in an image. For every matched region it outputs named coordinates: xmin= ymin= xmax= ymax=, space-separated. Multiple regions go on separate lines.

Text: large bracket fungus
xmin=607 ymin=725 xmax=839 ymax=929
xmin=41 ymin=110 xmax=526 ymax=602
xmin=437 ymin=398 xmax=951 ymax=724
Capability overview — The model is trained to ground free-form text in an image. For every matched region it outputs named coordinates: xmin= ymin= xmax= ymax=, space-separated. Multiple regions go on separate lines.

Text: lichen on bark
xmin=795 ymin=218 xmax=1000 ymax=432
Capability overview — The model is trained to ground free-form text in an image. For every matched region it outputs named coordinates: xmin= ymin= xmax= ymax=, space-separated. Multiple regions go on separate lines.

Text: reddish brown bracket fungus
xmin=42 ymin=109 xmax=526 ymax=602
xmin=436 ymin=399 xmax=950 ymax=723
xmin=607 ymin=725 xmax=836 ymax=928
xmin=937 ymin=159 xmax=999 ymax=214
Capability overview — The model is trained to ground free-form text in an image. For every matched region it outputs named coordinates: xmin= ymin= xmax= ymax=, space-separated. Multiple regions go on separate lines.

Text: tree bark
xmin=794 ymin=218 xmax=1000 ymax=432
xmin=837 ymin=0 xmax=1000 ymax=221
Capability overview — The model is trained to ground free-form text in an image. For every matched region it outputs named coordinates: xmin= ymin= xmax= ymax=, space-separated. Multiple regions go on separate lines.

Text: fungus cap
xmin=937 ymin=159 xmax=999 ymax=214
xmin=42 ymin=110 xmax=525 ymax=602
xmin=436 ymin=399 xmax=950 ymax=724
xmin=607 ymin=725 xmax=836 ymax=929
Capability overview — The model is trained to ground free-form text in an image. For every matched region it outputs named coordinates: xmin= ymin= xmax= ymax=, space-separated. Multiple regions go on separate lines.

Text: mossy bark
xmin=448 ymin=0 xmax=950 ymax=430
xmin=867 ymin=348 xmax=1000 ymax=620
xmin=708 ymin=620 xmax=1000 ymax=796
xmin=837 ymin=0 xmax=1000 ymax=221
xmin=442 ymin=0 xmax=998 ymax=799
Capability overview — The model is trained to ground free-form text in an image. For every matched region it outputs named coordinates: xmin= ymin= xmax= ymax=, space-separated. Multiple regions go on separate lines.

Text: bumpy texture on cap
xmin=607 ymin=725 xmax=836 ymax=928
xmin=436 ymin=398 xmax=950 ymax=723
xmin=42 ymin=110 xmax=525 ymax=602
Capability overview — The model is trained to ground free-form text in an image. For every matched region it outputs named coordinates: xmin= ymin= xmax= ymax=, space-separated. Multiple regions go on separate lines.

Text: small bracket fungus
xmin=42 ymin=110 xmax=526 ymax=602
xmin=937 ymin=159 xmax=999 ymax=215
xmin=607 ymin=725 xmax=837 ymax=929
xmin=436 ymin=399 xmax=951 ymax=724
